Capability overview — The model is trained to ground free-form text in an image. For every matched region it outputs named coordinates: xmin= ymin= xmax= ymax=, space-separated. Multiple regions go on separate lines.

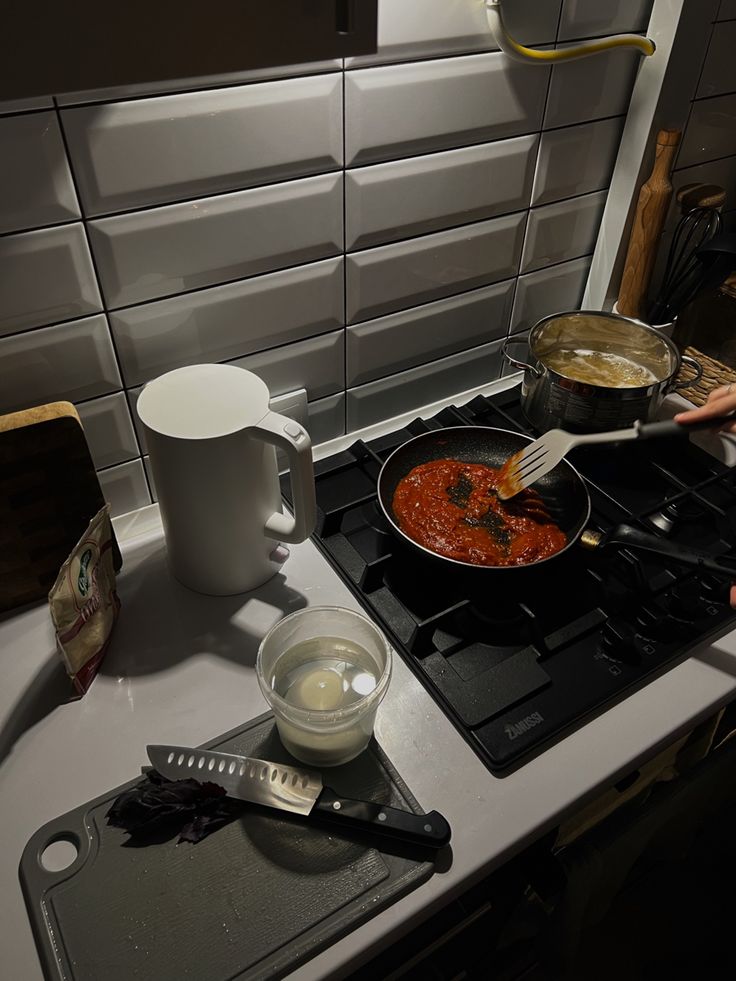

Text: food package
xmin=48 ymin=505 xmax=121 ymax=695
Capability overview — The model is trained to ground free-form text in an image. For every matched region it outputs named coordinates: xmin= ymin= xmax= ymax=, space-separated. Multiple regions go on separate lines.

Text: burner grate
xmin=283 ymin=388 xmax=736 ymax=772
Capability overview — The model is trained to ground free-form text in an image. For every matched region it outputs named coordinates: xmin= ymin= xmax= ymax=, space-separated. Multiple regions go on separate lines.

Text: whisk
xmin=648 ymin=206 xmax=722 ymax=323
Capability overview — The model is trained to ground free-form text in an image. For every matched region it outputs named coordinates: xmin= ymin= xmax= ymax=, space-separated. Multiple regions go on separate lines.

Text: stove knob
xmin=668 ymin=579 xmax=705 ymax=620
xmin=700 ymin=576 xmax=731 ymax=606
xmin=600 ymin=619 xmax=639 ymax=661
xmin=636 ymin=605 xmax=676 ymax=642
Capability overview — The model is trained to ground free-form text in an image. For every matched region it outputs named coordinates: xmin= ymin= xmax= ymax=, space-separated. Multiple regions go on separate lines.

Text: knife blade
xmin=147 ymin=745 xmax=451 ymax=849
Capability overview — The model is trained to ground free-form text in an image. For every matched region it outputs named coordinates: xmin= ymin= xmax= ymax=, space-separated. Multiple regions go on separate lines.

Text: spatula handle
xmin=636 ymin=415 xmax=735 ymax=439
xmin=313 ymin=787 xmax=451 ymax=849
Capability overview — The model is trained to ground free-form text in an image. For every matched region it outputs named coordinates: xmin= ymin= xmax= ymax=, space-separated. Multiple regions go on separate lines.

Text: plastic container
xmin=256 ymin=606 xmax=392 ymax=767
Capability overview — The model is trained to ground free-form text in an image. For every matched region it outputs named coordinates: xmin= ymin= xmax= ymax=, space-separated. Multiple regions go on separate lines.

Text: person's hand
xmin=675 ymin=383 xmax=736 ymax=434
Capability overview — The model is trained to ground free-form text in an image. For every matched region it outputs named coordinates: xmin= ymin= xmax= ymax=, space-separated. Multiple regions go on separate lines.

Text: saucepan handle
xmin=673 ymin=354 xmax=703 ymax=390
xmin=501 ymin=337 xmax=542 ymax=377
xmin=249 ymin=410 xmax=317 ymax=545
xmin=604 ymin=523 xmax=736 ymax=580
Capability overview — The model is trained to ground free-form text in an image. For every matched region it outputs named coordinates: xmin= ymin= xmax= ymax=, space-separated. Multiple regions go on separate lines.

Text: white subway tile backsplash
xmin=345 ymin=135 xmax=537 ymax=250
xmin=55 ymin=60 xmax=342 ymax=107
xmin=0 ymin=97 xmax=53 ymax=115
xmin=697 ymin=21 xmax=736 ymax=99
xmin=558 ymin=0 xmax=654 ymax=41
xmin=88 ymin=173 xmax=343 ymax=307
xmin=347 ymin=280 xmax=514 ymax=386
xmin=347 ymin=338 xmax=506 ymax=431
xmin=345 ymin=53 xmax=549 ymax=166
xmin=232 ymin=330 xmax=344 ymax=401
xmin=305 ymin=393 xmax=346 ymax=445
xmin=98 ymin=459 xmax=151 ymax=517
xmin=0 ymin=113 xmax=79 ymax=233
xmin=545 ymin=47 xmax=640 ymax=129
xmin=126 ymin=387 xmax=148 ymax=453
xmin=142 ymin=456 xmax=157 ymax=501
xmin=678 ymin=93 xmax=736 ymax=169
xmin=521 ymin=190 xmax=607 ymax=273
xmin=109 ymin=257 xmax=343 ymax=386
xmin=511 ymin=256 xmax=592 ymax=333
xmin=0 ymin=315 xmax=120 ymax=413
xmin=0 ymin=224 xmax=102 ymax=336
xmin=62 ymin=74 xmax=343 ymax=215
xmin=663 ymin=151 xmax=736 ymax=239
xmin=2 ymin=1 xmax=661 ymax=512
xmin=76 ymin=391 xmax=139 ymax=469
xmin=672 ymin=154 xmax=736 ymax=189
xmin=532 ymin=117 xmax=624 ymax=206
xmin=348 ymin=0 xmax=561 ymax=66
xmin=346 ymin=212 xmax=526 ymax=324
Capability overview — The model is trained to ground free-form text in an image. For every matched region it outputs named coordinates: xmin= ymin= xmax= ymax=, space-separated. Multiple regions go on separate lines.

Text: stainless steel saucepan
xmin=502 ymin=310 xmax=703 ymax=433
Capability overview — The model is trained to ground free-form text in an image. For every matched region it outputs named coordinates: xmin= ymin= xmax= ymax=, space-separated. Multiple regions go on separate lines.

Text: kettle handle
xmin=250 ymin=410 xmax=317 ymax=545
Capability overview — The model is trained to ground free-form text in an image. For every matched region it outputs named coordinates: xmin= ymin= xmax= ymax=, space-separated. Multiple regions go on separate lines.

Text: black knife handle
xmin=313 ymin=786 xmax=451 ymax=849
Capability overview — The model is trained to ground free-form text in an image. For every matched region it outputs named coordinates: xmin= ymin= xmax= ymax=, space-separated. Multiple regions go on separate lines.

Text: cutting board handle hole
xmin=40 ymin=835 xmax=79 ymax=872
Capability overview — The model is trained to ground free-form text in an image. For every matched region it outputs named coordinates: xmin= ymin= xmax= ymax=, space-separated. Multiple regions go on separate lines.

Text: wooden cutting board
xmin=0 ymin=402 xmax=121 ymax=614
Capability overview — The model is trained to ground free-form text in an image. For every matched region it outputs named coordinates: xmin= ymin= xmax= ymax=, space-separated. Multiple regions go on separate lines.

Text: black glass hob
xmin=282 ymin=388 xmax=736 ymax=772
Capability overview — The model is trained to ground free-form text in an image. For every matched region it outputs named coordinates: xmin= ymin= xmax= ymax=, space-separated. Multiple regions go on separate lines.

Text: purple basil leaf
xmin=107 ymin=769 xmax=243 ymax=844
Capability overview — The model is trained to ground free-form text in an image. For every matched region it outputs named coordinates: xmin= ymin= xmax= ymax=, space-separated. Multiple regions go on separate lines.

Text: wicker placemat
xmin=675 ymin=346 xmax=736 ymax=406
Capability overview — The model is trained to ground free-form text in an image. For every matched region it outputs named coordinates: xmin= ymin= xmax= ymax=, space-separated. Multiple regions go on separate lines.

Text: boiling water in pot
xmin=543 ymin=348 xmax=658 ymax=388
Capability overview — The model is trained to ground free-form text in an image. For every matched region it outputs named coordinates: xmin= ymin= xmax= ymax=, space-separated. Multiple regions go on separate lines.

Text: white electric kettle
xmin=137 ymin=364 xmax=317 ymax=595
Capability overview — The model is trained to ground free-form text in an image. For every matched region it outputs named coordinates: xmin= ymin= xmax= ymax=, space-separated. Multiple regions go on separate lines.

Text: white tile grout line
xmin=507 ymin=0 xmax=565 ymax=360
xmin=52 ymin=95 xmax=153 ymax=507
xmin=341 ymin=55 xmax=348 ymax=437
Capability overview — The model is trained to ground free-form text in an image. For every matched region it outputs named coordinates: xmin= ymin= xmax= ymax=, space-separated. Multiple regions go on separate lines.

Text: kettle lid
xmin=137 ymin=364 xmax=271 ymax=439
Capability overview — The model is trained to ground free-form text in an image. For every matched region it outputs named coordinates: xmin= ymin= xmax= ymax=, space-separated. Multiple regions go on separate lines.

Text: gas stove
xmin=283 ymin=387 xmax=736 ymax=772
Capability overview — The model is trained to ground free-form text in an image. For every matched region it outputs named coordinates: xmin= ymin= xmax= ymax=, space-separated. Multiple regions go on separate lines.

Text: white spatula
xmin=497 ymin=415 xmax=734 ymax=501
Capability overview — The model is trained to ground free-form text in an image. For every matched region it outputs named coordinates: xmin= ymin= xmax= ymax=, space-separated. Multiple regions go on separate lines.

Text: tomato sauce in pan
xmin=392 ymin=459 xmax=567 ymax=567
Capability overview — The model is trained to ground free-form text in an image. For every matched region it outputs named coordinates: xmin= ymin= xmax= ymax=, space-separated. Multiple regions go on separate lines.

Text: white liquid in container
xmin=271 ymin=637 xmax=378 ymax=711
xmin=257 ymin=606 xmax=391 ymax=767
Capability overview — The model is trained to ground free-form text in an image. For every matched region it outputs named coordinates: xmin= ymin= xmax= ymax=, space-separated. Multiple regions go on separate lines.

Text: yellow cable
xmin=504 ymin=33 xmax=655 ymax=62
xmin=485 ymin=1 xmax=656 ymax=64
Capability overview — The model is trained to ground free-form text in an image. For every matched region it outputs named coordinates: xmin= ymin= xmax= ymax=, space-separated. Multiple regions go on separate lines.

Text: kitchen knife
xmin=147 ymin=745 xmax=451 ymax=849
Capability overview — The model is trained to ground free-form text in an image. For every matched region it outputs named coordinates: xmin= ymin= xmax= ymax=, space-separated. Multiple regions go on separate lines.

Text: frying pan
xmin=376 ymin=426 xmax=736 ymax=580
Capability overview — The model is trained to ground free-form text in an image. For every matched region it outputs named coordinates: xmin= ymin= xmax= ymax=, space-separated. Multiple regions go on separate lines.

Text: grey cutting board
xmin=19 ymin=713 xmax=437 ymax=981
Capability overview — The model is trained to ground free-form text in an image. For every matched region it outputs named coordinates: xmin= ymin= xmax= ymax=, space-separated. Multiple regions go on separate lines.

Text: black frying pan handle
xmin=606 ymin=524 xmax=736 ymax=579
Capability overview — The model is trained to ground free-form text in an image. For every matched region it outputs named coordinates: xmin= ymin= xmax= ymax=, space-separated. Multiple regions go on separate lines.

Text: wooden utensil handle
xmin=617 ymin=128 xmax=681 ymax=319
xmin=676 ymin=182 xmax=727 ymax=213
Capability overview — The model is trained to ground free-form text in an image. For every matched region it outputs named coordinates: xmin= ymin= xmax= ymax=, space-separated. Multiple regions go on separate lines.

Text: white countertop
xmin=3 ymin=378 xmax=736 ymax=981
